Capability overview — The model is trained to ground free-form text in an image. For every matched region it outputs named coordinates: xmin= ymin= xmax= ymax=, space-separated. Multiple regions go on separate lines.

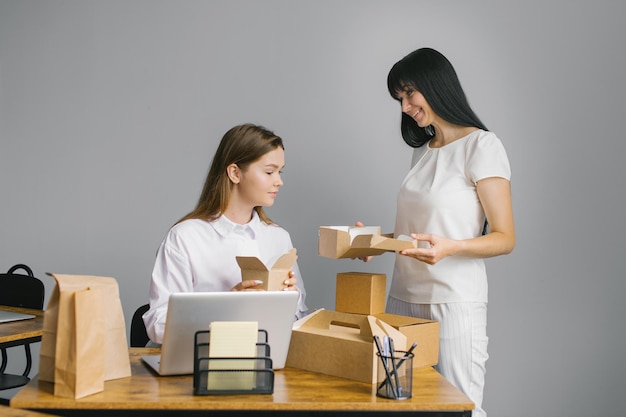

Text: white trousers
xmin=387 ymin=297 xmax=488 ymax=417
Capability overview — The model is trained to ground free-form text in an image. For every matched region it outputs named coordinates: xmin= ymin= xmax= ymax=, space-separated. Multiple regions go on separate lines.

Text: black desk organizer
xmin=193 ymin=329 xmax=274 ymax=395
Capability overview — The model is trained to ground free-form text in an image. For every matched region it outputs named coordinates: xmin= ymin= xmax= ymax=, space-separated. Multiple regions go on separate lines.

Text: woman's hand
xmin=354 ymin=221 xmax=373 ymax=262
xmin=231 ymin=270 xmax=298 ymax=291
xmin=282 ymin=270 xmax=299 ymax=291
xmin=231 ymin=280 xmax=263 ymax=291
xmin=399 ymin=233 xmax=459 ymax=265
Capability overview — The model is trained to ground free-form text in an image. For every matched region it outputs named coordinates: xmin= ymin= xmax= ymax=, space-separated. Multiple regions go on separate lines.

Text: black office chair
xmin=0 ymin=264 xmax=45 ymax=403
xmin=130 ymin=304 xmax=150 ymax=347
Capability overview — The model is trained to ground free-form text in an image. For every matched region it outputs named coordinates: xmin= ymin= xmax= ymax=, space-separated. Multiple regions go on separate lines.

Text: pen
xmin=382 ymin=336 xmax=389 ymax=356
xmin=373 ymin=335 xmax=385 ymax=357
xmin=373 ymin=336 xmax=398 ymax=398
xmin=382 ymin=336 xmax=394 ymax=397
xmin=373 ymin=336 xmax=391 ymax=397
xmin=389 ymin=338 xmax=401 ymax=397
xmin=397 ymin=341 xmax=418 ymax=369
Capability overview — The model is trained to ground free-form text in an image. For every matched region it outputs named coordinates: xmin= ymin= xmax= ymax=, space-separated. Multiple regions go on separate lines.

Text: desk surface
xmin=0 ymin=306 xmax=44 ymax=346
xmin=11 ymin=348 xmax=473 ymax=415
xmin=1 ymin=404 xmax=57 ymax=417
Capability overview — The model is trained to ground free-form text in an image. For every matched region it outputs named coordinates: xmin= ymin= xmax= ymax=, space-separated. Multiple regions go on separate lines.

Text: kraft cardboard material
xmin=39 ymin=273 xmax=131 ymax=399
xmin=318 ymin=226 xmax=417 ymax=259
xmin=335 ymin=272 xmax=386 ymax=315
xmin=374 ymin=313 xmax=440 ymax=369
xmin=285 ymin=309 xmax=406 ymax=384
xmin=237 ymin=248 xmax=297 ymax=291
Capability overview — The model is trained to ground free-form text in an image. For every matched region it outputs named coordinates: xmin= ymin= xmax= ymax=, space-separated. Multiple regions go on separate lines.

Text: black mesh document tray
xmin=193 ymin=329 xmax=274 ymax=395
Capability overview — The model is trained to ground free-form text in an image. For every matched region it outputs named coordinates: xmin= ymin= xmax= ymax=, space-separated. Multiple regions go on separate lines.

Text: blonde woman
xmin=143 ymin=123 xmax=309 ymax=344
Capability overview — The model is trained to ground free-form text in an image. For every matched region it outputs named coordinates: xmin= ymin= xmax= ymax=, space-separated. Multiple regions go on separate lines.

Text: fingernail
xmin=255 ymin=280 xmax=263 ymax=284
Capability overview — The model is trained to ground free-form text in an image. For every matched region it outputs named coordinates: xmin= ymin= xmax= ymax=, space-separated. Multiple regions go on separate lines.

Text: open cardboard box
xmin=237 ymin=248 xmax=297 ymax=291
xmin=318 ymin=226 xmax=417 ymax=259
xmin=374 ymin=313 xmax=440 ymax=368
xmin=285 ymin=309 xmax=406 ymax=384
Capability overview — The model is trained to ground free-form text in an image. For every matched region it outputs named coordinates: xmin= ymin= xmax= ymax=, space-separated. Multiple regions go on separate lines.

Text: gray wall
xmin=1 ymin=1 xmax=624 ymax=415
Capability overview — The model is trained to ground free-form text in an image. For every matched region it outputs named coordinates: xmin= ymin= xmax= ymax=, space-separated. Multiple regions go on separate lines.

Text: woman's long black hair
xmin=387 ymin=48 xmax=488 ymax=148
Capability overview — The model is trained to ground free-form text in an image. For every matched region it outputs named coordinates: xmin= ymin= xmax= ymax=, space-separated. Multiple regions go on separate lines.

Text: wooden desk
xmin=0 ymin=306 xmax=44 ymax=349
xmin=1 ymin=404 xmax=58 ymax=416
xmin=11 ymin=348 xmax=473 ymax=416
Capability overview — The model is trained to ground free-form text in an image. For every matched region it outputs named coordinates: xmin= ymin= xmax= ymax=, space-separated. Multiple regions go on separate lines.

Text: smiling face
xmin=396 ymin=86 xmax=434 ymax=128
xmin=232 ymin=147 xmax=285 ymax=210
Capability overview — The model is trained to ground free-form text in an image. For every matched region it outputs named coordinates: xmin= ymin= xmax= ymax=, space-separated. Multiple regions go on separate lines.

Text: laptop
xmin=0 ymin=310 xmax=36 ymax=323
xmin=141 ymin=291 xmax=299 ymax=376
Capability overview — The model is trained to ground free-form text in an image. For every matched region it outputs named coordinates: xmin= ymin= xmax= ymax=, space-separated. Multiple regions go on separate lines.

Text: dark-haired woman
xmin=143 ymin=123 xmax=309 ymax=345
xmin=373 ymin=48 xmax=515 ymax=416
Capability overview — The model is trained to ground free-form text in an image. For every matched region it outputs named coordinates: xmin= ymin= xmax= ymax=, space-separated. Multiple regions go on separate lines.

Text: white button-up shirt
xmin=143 ymin=211 xmax=309 ymax=343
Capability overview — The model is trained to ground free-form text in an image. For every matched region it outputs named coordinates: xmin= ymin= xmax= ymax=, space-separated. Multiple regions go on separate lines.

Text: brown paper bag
xmin=39 ymin=273 xmax=131 ymax=399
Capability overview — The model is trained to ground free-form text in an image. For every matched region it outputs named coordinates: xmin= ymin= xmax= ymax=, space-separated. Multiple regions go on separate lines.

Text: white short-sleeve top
xmin=389 ymin=129 xmax=511 ymax=304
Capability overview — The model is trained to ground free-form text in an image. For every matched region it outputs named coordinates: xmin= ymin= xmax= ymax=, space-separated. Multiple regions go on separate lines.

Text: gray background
xmin=1 ymin=1 xmax=624 ymax=415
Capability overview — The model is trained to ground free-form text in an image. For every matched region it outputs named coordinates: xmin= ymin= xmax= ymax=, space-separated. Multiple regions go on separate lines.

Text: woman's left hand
xmin=399 ymin=233 xmax=459 ymax=265
xmin=282 ymin=270 xmax=299 ymax=291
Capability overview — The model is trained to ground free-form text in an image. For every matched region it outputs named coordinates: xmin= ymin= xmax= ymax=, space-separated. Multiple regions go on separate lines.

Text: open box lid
xmin=236 ymin=248 xmax=297 ymax=272
xmin=318 ymin=226 xmax=416 ymax=259
xmin=375 ymin=313 xmax=436 ymax=327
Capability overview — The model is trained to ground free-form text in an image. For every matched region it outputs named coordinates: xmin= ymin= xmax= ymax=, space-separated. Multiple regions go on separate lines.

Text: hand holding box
xmin=237 ymin=248 xmax=297 ymax=291
xmin=318 ymin=226 xmax=416 ymax=259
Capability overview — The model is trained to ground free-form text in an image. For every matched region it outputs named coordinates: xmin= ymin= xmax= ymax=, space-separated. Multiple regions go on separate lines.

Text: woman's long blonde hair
xmin=177 ymin=123 xmax=284 ymax=225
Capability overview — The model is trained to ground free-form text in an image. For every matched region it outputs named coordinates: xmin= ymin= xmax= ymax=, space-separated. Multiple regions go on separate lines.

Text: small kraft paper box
xmin=285 ymin=309 xmax=406 ymax=384
xmin=237 ymin=248 xmax=297 ymax=291
xmin=335 ymin=272 xmax=386 ymax=315
xmin=374 ymin=313 xmax=440 ymax=369
xmin=318 ymin=226 xmax=417 ymax=259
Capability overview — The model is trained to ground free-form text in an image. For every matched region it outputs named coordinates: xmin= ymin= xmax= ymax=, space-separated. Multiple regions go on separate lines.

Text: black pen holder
xmin=376 ymin=351 xmax=414 ymax=400
xmin=193 ymin=330 xmax=274 ymax=395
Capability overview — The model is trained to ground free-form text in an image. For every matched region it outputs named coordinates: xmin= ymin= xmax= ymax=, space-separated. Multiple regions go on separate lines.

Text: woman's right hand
xmin=231 ymin=280 xmax=263 ymax=291
xmin=354 ymin=221 xmax=373 ymax=262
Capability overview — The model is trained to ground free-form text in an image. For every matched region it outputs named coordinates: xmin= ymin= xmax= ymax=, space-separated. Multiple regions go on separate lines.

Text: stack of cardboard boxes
xmin=285 ymin=226 xmax=440 ymax=384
